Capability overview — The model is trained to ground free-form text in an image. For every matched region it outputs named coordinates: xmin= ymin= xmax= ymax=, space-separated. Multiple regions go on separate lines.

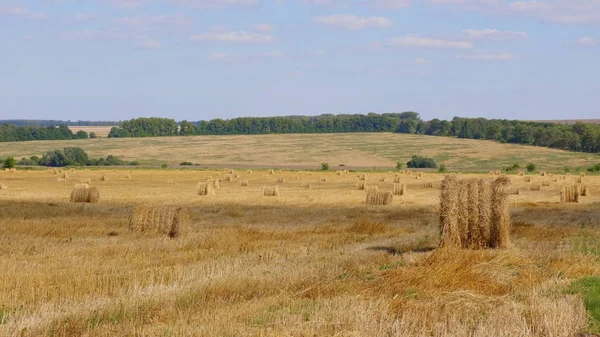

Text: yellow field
xmin=68 ymin=126 xmax=113 ymax=138
xmin=1 ymin=168 xmax=599 ymax=336
xmin=3 ymin=133 xmax=600 ymax=171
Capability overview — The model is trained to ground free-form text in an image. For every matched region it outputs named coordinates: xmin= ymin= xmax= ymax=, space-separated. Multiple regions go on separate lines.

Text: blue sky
xmin=1 ymin=0 xmax=599 ymax=122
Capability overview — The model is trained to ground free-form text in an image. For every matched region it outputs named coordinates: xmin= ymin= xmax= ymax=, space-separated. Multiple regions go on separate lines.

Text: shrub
xmin=504 ymin=163 xmax=520 ymax=173
xmin=438 ymin=164 xmax=446 ymax=173
xmin=17 ymin=158 xmax=37 ymax=166
xmin=161 ymin=163 xmax=168 ymax=169
xmin=564 ymin=166 xmax=571 ymax=173
xmin=3 ymin=157 xmax=16 ymax=169
xmin=396 ymin=162 xmax=404 ymax=170
xmin=406 ymin=155 xmax=437 ymax=169
xmin=129 ymin=161 xmax=140 ymax=166
xmin=588 ymin=163 xmax=600 ymax=173
xmin=180 ymin=162 xmax=193 ymax=166
xmin=89 ymin=132 xmax=97 ymax=139
xmin=74 ymin=130 xmax=88 ymax=139
xmin=526 ymin=163 xmax=536 ymax=172
xmin=321 ymin=163 xmax=329 ymax=171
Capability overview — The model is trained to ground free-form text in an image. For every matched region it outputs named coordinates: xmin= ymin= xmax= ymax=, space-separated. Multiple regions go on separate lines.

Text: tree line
xmin=0 ymin=120 xmax=119 ymax=127
xmin=398 ymin=117 xmax=600 ymax=153
xmin=0 ymin=124 xmax=91 ymax=142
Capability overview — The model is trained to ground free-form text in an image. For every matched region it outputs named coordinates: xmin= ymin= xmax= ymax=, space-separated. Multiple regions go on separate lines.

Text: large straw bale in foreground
xmin=560 ymin=186 xmax=580 ymax=203
xmin=129 ymin=205 xmax=186 ymax=237
xmin=197 ymin=182 xmax=216 ymax=195
xmin=439 ymin=175 xmax=511 ymax=249
xmin=263 ymin=186 xmax=280 ymax=196
xmin=70 ymin=186 xmax=100 ymax=203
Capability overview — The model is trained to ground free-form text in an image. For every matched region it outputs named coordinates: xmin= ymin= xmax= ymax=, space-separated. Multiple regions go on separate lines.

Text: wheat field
xmin=3 ymin=132 xmax=600 ymax=171
xmin=1 ymin=168 xmax=599 ymax=336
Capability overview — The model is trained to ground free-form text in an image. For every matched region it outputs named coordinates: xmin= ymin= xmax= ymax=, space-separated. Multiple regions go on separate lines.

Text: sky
xmin=1 ymin=0 xmax=599 ymax=122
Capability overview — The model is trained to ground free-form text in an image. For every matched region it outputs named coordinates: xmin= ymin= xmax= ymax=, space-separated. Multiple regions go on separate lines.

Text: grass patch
xmin=566 ymin=277 xmax=600 ymax=333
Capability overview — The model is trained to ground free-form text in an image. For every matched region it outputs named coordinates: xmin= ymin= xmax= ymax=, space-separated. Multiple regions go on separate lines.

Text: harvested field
xmin=1 ymin=169 xmax=600 ymax=336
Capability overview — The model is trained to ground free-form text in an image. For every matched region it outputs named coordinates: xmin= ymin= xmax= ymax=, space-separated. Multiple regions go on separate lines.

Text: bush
xmin=89 ymin=132 xmax=97 ymax=139
xmin=180 ymin=161 xmax=193 ymax=166
xmin=321 ymin=163 xmax=329 ymax=171
xmin=438 ymin=164 xmax=446 ymax=173
xmin=129 ymin=161 xmax=140 ymax=166
xmin=526 ymin=163 xmax=536 ymax=172
xmin=589 ymin=163 xmax=600 ymax=172
xmin=564 ymin=166 xmax=571 ymax=173
xmin=396 ymin=162 xmax=403 ymax=170
xmin=161 ymin=163 xmax=168 ymax=169
xmin=74 ymin=130 xmax=88 ymax=139
xmin=3 ymin=157 xmax=16 ymax=169
xmin=406 ymin=155 xmax=437 ymax=169
xmin=504 ymin=163 xmax=520 ymax=173
xmin=17 ymin=157 xmax=37 ymax=166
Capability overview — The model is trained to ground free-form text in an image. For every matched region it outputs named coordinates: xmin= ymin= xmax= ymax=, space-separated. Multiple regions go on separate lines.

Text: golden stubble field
xmin=1 ymin=168 xmax=600 ymax=336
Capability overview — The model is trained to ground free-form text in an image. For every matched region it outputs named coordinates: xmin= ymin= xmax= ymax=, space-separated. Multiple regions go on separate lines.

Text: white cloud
xmin=28 ymin=12 xmax=49 ymax=20
xmin=388 ymin=35 xmax=473 ymax=49
xmin=264 ymin=50 xmax=284 ymax=57
xmin=207 ymin=52 xmax=231 ymax=60
xmin=458 ymin=51 xmax=518 ymax=60
xmin=252 ymin=23 xmax=273 ymax=32
xmin=463 ymin=29 xmax=528 ymax=40
xmin=413 ymin=57 xmax=429 ymax=65
xmin=117 ymin=13 xmax=192 ymax=30
xmin=190 ymin=31 xmax=274 ymax=43
xmin=136 ymin=39 xmax=161 ymax=49
xmin=369 ymin=0 xmax=411 ymax=9
xmin=73 ymin=13 xmax=94 ymax=21
xmin=577 ymin=37 xmax=597 ymax=46
xmin=0 ymin=5 xmax=28 ymax=15
xmin=313 ymin=14 xmax=393 ymax=30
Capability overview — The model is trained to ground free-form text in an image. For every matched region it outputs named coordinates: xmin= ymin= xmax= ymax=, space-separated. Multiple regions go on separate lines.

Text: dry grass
xmin=1 ymin=169 xmax=600 ymax=337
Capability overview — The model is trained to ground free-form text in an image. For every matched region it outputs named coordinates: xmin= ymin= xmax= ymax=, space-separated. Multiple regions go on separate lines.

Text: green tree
xmin=438 ymin=164 xmax=446 ymax=173
xmin=74 ymin=130 xmax=88 ymax=139
xmin=89 ymin=132 xmax=97 ymax=139
xmin=321 ymin=163 xmax=329 ymax=171
xmin=396 ymin=162 xmax=403 ymax=170
xmin=526 ymin=163 xmax=536 ymax=172
xmin=3 ymin=156 xmax=16 ymax=169
xmin=406 ymin=155 xmax=437 ymax=168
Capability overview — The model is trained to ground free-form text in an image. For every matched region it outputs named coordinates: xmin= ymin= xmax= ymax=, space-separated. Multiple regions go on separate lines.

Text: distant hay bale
xmin=100 ymin=174 xmax=108 ymax=182
xmin=366 ymin=191 xmax=393 ymax=205
xmin=263 ymin=186 xmax=280 ymax=196
xmin=542 ymin=181 xmax=550 ymax=187
xmin=268 ymin=169 xmax=274 ymax=175
xmin=356 ymin=181 xmax=367 ymax=191
xmin=80 ymin=178 xmax=92 ymax=184
xmin=405 ymin=170 xmax=412 ymax=175
xmin=128 ymin=205 xmax=186 ymax=237
xmin=337 ymin=171 xmax=342 ymax=176
xmin=380 ymin=177 xmax=386 ymax=182
xmin=211 ymin=180 xmax=220 ymax=190
xmin=540 ymin=171 xmax=546 ymax=176
xmin=439 ymin=175 xmax=511 ymax=249
xmin=295 ymin=176 xmax=300 ymax=180
xmin=530 ymin=184 xmax=541 ymax=191
xmin=580 ymin=172 xmax=586 ymax=177
xmin=70 ymin=186 xmax=100 ymax=203
xmin=229 ymin=169 xmax=235 ymax=174
xmin=581 ymin=185 xmax=590 ymax=197
xmin=234 ymin=174 xmax=240 ymax=179
xmin=240 ymin=180 xmax=249 ymax=187
xmin=551 ymin=178 xmax=558 ymax=183
xmin=560 ymin=186 xmax=580 ymax=203
xmin=393 ymin=183 xmax=406 ymax=196
xmin=510 ymin=188 xmax=521 ymax=195
xmin=226 ymin=175 xmax=234 ymax=182
xmin=366 ymin=186 xmax=379 ymax=193
xmin=424 ymin=182 xmax=434 ymax=188
xmin=576 ymin=177 xmax=583 ymax=184
xmin=320 ymin=177 xmax=327 ymax=182
xmin=61 ymin=172 xmax=69 ymax=179
xmin=394 ymin=177 xmax=400 ymax=183
xmin=414 ymin=175 xmax=421 ymax=180
xmin=301 ymin=182 xmax=310 ymax=189
xmin=57 ymin=178 xmax=67 ymax=183
xmin=523 ymin=176 xmax=531 ymax=183
xmin=73 ymin=183 xmax=89 ymax=189
xmin=247 ymin=170 xmax=252 ymax=174
xmin=417 ymin=172 xmax=424 ymax=178
xmin=561 ymin=175 xmax=566 ymax=180
xmin=494 ymin=171 xmax=501 ymax=175
xmin=124 ymin=174 xmax=132 ymax=179
xmin=277 ymin=177 xmax=285 ymax=184
xmin=0 ymin=183 xmax=7 ymax=190
xmin=359 ymin=173 xmax=368 ymax=181
xmin=517 ymin=171 xmax=524 ymax=176
xmin=197 ymin=182 xmax=216 ymax=195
